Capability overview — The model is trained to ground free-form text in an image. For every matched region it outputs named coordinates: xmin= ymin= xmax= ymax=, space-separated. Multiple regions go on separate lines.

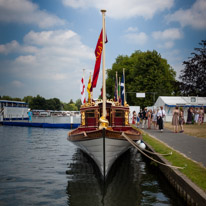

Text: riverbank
xmin=138 ymin=127 xmax=206 ymax=205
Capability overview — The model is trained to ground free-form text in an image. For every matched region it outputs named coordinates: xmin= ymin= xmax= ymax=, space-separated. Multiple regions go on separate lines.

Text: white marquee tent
xmin=153 ymin=96 xmax=206 ymax=122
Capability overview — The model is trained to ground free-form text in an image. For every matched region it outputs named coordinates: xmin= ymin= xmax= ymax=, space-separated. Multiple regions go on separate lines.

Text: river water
xmin=0 ymin=126 xmax=185 ymax=206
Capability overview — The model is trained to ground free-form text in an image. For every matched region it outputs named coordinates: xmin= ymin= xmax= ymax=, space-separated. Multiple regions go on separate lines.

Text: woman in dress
xmin=152 ymin=109 xmax=157 ymax=129
xmin=198 ymin=107 xmax=204 ymax=125
xmin=186 ymin=107 xmax=193 ymax=124
xmin=147 ymin=109 xmax=152 ymax=129
xmin=156 ymin=108 xmax=159 ymax=129
xmin=132 ymin=111 xmax=137 ymax=124
xmin=172 ymin=106 xmax=179 ymax=133
xmin=179 ymin=108 xmax=184 ymax=133
xmin=194 ymin=107 xmax=199 ymax=123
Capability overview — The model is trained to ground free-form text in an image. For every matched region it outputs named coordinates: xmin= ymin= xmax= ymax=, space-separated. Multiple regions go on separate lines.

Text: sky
xmin=0 ymin=0 xmax=205 ymax=103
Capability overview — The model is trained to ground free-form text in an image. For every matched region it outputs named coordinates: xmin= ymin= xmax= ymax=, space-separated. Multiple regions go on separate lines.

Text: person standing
xmin=186 ymin=107 xmax=193 ymax=124
xmin=156 ymin=108 xmax=160 ymax=129
xmin=132 ymin=111 xmax=137 ymax=124
xmin=179 ymin=108 xmax=184 ymax=133
xmin=198 ymin=107 xmax=204 ymax=125
xmin=142 ymin=107 xmax=148 ymax=129
xmin=172 ymin=106 xmax=179 ymax=133
xmin=147 ymin=109 xmax=152 ymax=129
xmin=138 ymin=109 xmax=143 ymax=125
xmin=152 ymin=109 xmax=157 ymax=129
xmin=157 ymin=106 xmax=165 ymax=132
xmin=194 ymin=107 xmax=199 ymax=124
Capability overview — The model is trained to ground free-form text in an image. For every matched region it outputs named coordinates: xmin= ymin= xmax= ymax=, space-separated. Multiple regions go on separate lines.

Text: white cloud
xmin=157 ymin=41 xmax=174 ymax=49
xmin=0 ymin=29 xmax=95 ymax=101
xmin=11 ymin=80 xmax=24 ymax=88
xmin=152 ymin=28 xmax=182 ymax=40
xmin=125 ymin=32 xmax=148 ymax=45
xmin=63 ymin=0 xmax=174 ymax=19
xmin=15 ymin=55 xmax=36 ymax=64
xmin=152 ymin=28 xmax=182 ymax=49
xmin=0 ymin=40 xmax=39 ymax=55
xmin=166 ymin=0 xmax=206 ymax=29
xmin=0 ymin=40 xmax=20 ymax=55
xmin=126 ymin=27 xmax=138 ymax=33
xmin=0 ymin=0 xmax=65 ymax=28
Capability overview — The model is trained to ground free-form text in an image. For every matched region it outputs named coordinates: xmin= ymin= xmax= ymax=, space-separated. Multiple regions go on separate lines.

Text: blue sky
xmin=0 ymin=0 xmax=205 ymax=103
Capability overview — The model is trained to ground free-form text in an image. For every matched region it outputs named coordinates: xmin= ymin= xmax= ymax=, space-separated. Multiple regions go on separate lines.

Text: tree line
xmin=106 ymin=40 xmax=206 ymax=108
xmin=1 ymin=40 xmax=205 ymax=110
xmin=0 ymin=95 xmax=82 ymax=111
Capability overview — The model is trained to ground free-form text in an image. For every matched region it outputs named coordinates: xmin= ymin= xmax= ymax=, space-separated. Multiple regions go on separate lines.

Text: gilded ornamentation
xmin=81 ymin=112 xmax=85 ymax=126
xmin=99 ymin=116 xmax=109 ymax=129
xmin=125 ymin=111 xmax=129 ymax=125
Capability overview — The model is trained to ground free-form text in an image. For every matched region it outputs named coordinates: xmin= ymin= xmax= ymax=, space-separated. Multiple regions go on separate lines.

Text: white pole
xmin=116 ymin=71 xmax=118 ymax=101
xmin=123 ymin=68 xmax=126 ymax=105
xmin=101 ymin=10 xmax=106 ymax=118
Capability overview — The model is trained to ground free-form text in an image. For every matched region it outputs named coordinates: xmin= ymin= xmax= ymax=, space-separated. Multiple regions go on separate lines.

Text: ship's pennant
xmin=90 ymin=29 xmax=108 ymax=92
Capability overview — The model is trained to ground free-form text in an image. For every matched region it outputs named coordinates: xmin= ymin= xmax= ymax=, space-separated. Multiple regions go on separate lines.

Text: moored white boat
xmin=68 ymin=100 xmax=142 ymax=178
xmin=68 ymin=10 xmax=141 ymax=179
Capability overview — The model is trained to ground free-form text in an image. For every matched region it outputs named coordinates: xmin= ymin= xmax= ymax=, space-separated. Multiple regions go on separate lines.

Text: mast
xmin=101 ymin=9 xmax=106 ymax=119
xmin=99 ymin=9 xmax=108 ymax=129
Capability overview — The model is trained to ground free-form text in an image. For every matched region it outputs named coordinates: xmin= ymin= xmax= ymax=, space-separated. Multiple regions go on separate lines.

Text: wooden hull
xmin=68 ymin=127 xmax=141 ymax=177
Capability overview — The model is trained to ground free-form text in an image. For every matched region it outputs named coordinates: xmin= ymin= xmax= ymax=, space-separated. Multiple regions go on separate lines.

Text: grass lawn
xmin=164 ymin=122 xmax=206 ymax=138
xmin=135 ymin=126 xmax=206 ymax=192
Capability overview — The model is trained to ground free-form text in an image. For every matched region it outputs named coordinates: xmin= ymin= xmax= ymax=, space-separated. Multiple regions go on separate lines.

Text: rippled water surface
xmin=0 ymin=126 xmax=185 ymax=206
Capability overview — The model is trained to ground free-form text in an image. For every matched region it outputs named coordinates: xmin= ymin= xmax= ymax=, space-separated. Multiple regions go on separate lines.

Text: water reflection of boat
xmin=66 ymin=149 xmax=185 ymax=206
xmin=66 ymin=148 xmax=143 ymax=206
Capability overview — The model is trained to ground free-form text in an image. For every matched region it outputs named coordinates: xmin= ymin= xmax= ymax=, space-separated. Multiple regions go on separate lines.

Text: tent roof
xmin=155 ymin=96 xmax=206 ymax=107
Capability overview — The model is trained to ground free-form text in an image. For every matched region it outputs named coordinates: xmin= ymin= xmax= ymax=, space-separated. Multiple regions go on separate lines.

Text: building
xmin=153 ymin=96 xmax=206 ymax=122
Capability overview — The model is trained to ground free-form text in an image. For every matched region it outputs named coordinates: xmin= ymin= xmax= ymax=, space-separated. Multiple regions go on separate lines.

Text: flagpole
xmin=123 ymin=68 xmax=126 ymax=105
xmin=119 ymin=76 xmax=121 ymax=102
xmin=101 ymin=9 xmax=106 ymax=119
xmin=83 ymin=69 xmax=85 ymax=104
xmin=116 ymin=71 xmax=118 ymax=101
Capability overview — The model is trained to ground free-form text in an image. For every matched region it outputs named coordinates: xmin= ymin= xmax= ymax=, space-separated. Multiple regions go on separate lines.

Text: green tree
xmin=23 ymin=96 xmax=33 ymax=105
xmin=48 ymin=98 xmax=62 ymax=110
xmin=106 ymin=50 xmax=176 ymax=108
xmin=29 ymin=95 xmax=46 ymax=110
xmin=75 ymin=99 xmax=82 ymax=110
xmin=179 ymin=40 xmax=206 ymax=96
xmin=0 ymin=95 xmax=22 ymax=101
xmin=63 ymin=103 xmax=78 ymax=111
xmin=69 ymin=99 xmax=74 ymax=104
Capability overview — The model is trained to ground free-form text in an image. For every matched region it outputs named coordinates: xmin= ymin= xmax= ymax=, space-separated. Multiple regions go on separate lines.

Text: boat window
xmin=86 ymin=110 xmax=95 ymax=118
xmin=115 ymin=110 xmax=124 ymax=117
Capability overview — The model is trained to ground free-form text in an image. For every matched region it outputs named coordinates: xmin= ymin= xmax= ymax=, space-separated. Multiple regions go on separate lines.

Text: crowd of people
xmin=186 ymin=107 xmax=204 ymax=125
xmin=132 ymin=106 xmax=205 ymax=133
xmin=132 ymin=106 xmax=166 ymax=132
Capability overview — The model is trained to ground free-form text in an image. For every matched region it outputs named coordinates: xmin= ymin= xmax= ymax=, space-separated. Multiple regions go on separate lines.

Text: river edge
xmin=141 ymin=130 xmax=206 ymax=206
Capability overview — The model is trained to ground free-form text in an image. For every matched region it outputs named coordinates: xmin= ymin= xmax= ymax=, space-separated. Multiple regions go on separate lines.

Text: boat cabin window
xmin=85 ymin=110 xmax=96 ymax=126
xmin=114 ymin=109 xmax=125 ymax=126
xmin=115 ymin=110 xmax=124 ymax=117
xmin=85 ymin=110 xmax=95 ymax=118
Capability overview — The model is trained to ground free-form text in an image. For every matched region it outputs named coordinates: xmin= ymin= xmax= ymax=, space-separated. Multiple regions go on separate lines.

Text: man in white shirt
xmin=157 ymin=106 xmax=165 ymax=132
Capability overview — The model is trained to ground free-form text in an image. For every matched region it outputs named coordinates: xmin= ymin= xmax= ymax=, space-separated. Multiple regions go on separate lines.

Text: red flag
xmin=91 ymin=29 xmax=107 ymax=91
